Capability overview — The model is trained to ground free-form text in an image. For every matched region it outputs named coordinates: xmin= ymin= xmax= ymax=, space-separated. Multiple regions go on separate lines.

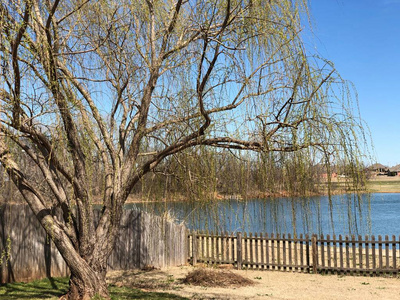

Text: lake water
xmin=129 ymin=193 xmax=400 ymax=236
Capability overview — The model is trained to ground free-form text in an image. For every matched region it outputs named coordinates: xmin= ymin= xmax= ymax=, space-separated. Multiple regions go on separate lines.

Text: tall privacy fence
xmin=0 ymin=204 xmax=187 ymax=283
xmin=189 ymin=231 xmax=400 ymax=275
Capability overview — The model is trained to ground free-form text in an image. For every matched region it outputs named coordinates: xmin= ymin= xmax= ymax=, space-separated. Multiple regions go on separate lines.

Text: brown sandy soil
xmin=107 ymin=265 xmax=400 ymax=300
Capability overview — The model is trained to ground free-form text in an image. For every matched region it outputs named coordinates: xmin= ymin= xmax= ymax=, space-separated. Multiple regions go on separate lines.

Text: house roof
xmin=368 ymin=163 xmax=388 ymax=170
xmin=390 ymin=164 xmax=400 ymax=172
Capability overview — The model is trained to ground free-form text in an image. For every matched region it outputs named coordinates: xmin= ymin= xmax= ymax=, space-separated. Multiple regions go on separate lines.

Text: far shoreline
xmin=2 ymin=176 xmax=400 ymax=205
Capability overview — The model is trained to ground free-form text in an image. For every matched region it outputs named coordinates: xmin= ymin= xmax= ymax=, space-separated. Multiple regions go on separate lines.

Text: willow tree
xmin=0 ymin=0 xmax=365 ymax=298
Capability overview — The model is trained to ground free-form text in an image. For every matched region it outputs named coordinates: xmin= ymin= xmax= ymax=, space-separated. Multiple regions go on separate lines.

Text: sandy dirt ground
xmin=107 ymin=265 xmax=400 ymax=300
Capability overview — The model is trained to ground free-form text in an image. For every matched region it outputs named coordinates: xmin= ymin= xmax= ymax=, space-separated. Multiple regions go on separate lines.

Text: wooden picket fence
xmin=188 ymin=231 xmax=400 ymax=275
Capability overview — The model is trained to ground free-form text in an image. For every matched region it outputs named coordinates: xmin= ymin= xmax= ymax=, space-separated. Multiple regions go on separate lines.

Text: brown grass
xmin=182 ymin=268 xmax=254 ymax=287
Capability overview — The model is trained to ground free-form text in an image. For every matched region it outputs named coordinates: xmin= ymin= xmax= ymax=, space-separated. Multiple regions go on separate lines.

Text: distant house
xmin=313 ymin=163 xmax=339 ymax=179
xmin=368 ymin=163 xmax=389 ymax=176
xmin=321 ymin=172 xmax=338 ymax=179
xmin=388 ymin=164 xmax=400 ymax=176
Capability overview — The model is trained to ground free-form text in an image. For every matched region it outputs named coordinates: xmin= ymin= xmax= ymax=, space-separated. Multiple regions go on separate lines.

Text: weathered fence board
xmin=0 ymin=204 xmax=188 ymax=283
xmin=0 ymin=205 xmax=67 ymax=284
xmin=189 ymin=231 xmax=400 ymax=276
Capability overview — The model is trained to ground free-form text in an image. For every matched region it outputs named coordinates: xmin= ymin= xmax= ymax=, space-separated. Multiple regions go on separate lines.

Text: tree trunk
xmin=61 ymin=263 xmax=110 ymax=300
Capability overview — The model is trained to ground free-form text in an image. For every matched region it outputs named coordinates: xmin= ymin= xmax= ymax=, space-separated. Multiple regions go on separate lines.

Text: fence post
xmin=192 ymin=231 xmax=197 ymax=266
xmin=305 ymin=234 xmax=310 ymax=272
xmin=186 ymin=229 xmax=190 ymax=263
xmin=237 ymin=232 xmax=242 ymax=270
xmin=312 ymin=234 xmax=318 ymax=274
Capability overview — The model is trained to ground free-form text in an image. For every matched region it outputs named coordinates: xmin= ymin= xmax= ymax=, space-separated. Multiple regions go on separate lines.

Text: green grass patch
xmin=0 ymin=277 xmax=188 ymax=300
xmin=366 ymin=180 xmax=400 ymax=193
xmin=0 ymin=277 xmax=68 ymax=300
xmin=319 ymin=178 xmax=400 ymax=194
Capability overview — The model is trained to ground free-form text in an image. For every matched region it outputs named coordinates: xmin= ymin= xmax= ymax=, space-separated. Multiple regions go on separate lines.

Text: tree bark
xmin=60 ymin=257 xmax=110 ymax=300
xmin=64 ymin=272 xmax=109 ymax=300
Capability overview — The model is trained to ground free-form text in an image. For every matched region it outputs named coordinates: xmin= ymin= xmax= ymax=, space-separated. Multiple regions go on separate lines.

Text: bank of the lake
xmin=366 ymin=176 xmax=400 ymax=193
xmin=328 ymin=176 xmax=400 ymax=194
xmin=123 ymin=176 xmax=400 ymax=204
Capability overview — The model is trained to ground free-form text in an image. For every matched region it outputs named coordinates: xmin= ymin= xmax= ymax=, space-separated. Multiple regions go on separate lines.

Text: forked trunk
xmin=61 ymin=264 xmax=110 ymax=300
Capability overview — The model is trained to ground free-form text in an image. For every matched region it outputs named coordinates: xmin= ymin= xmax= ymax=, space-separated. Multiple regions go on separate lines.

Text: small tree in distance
xmin=0 ymin=0 xmax=367 ymax=298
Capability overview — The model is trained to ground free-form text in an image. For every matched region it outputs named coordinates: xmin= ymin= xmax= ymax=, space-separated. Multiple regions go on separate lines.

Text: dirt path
xmin=107 ymin=266 xmax=400 ymax=299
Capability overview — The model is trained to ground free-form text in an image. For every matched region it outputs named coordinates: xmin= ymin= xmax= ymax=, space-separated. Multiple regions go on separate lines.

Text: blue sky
xmin=308 ymin=0 xmax=400 ymax=167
